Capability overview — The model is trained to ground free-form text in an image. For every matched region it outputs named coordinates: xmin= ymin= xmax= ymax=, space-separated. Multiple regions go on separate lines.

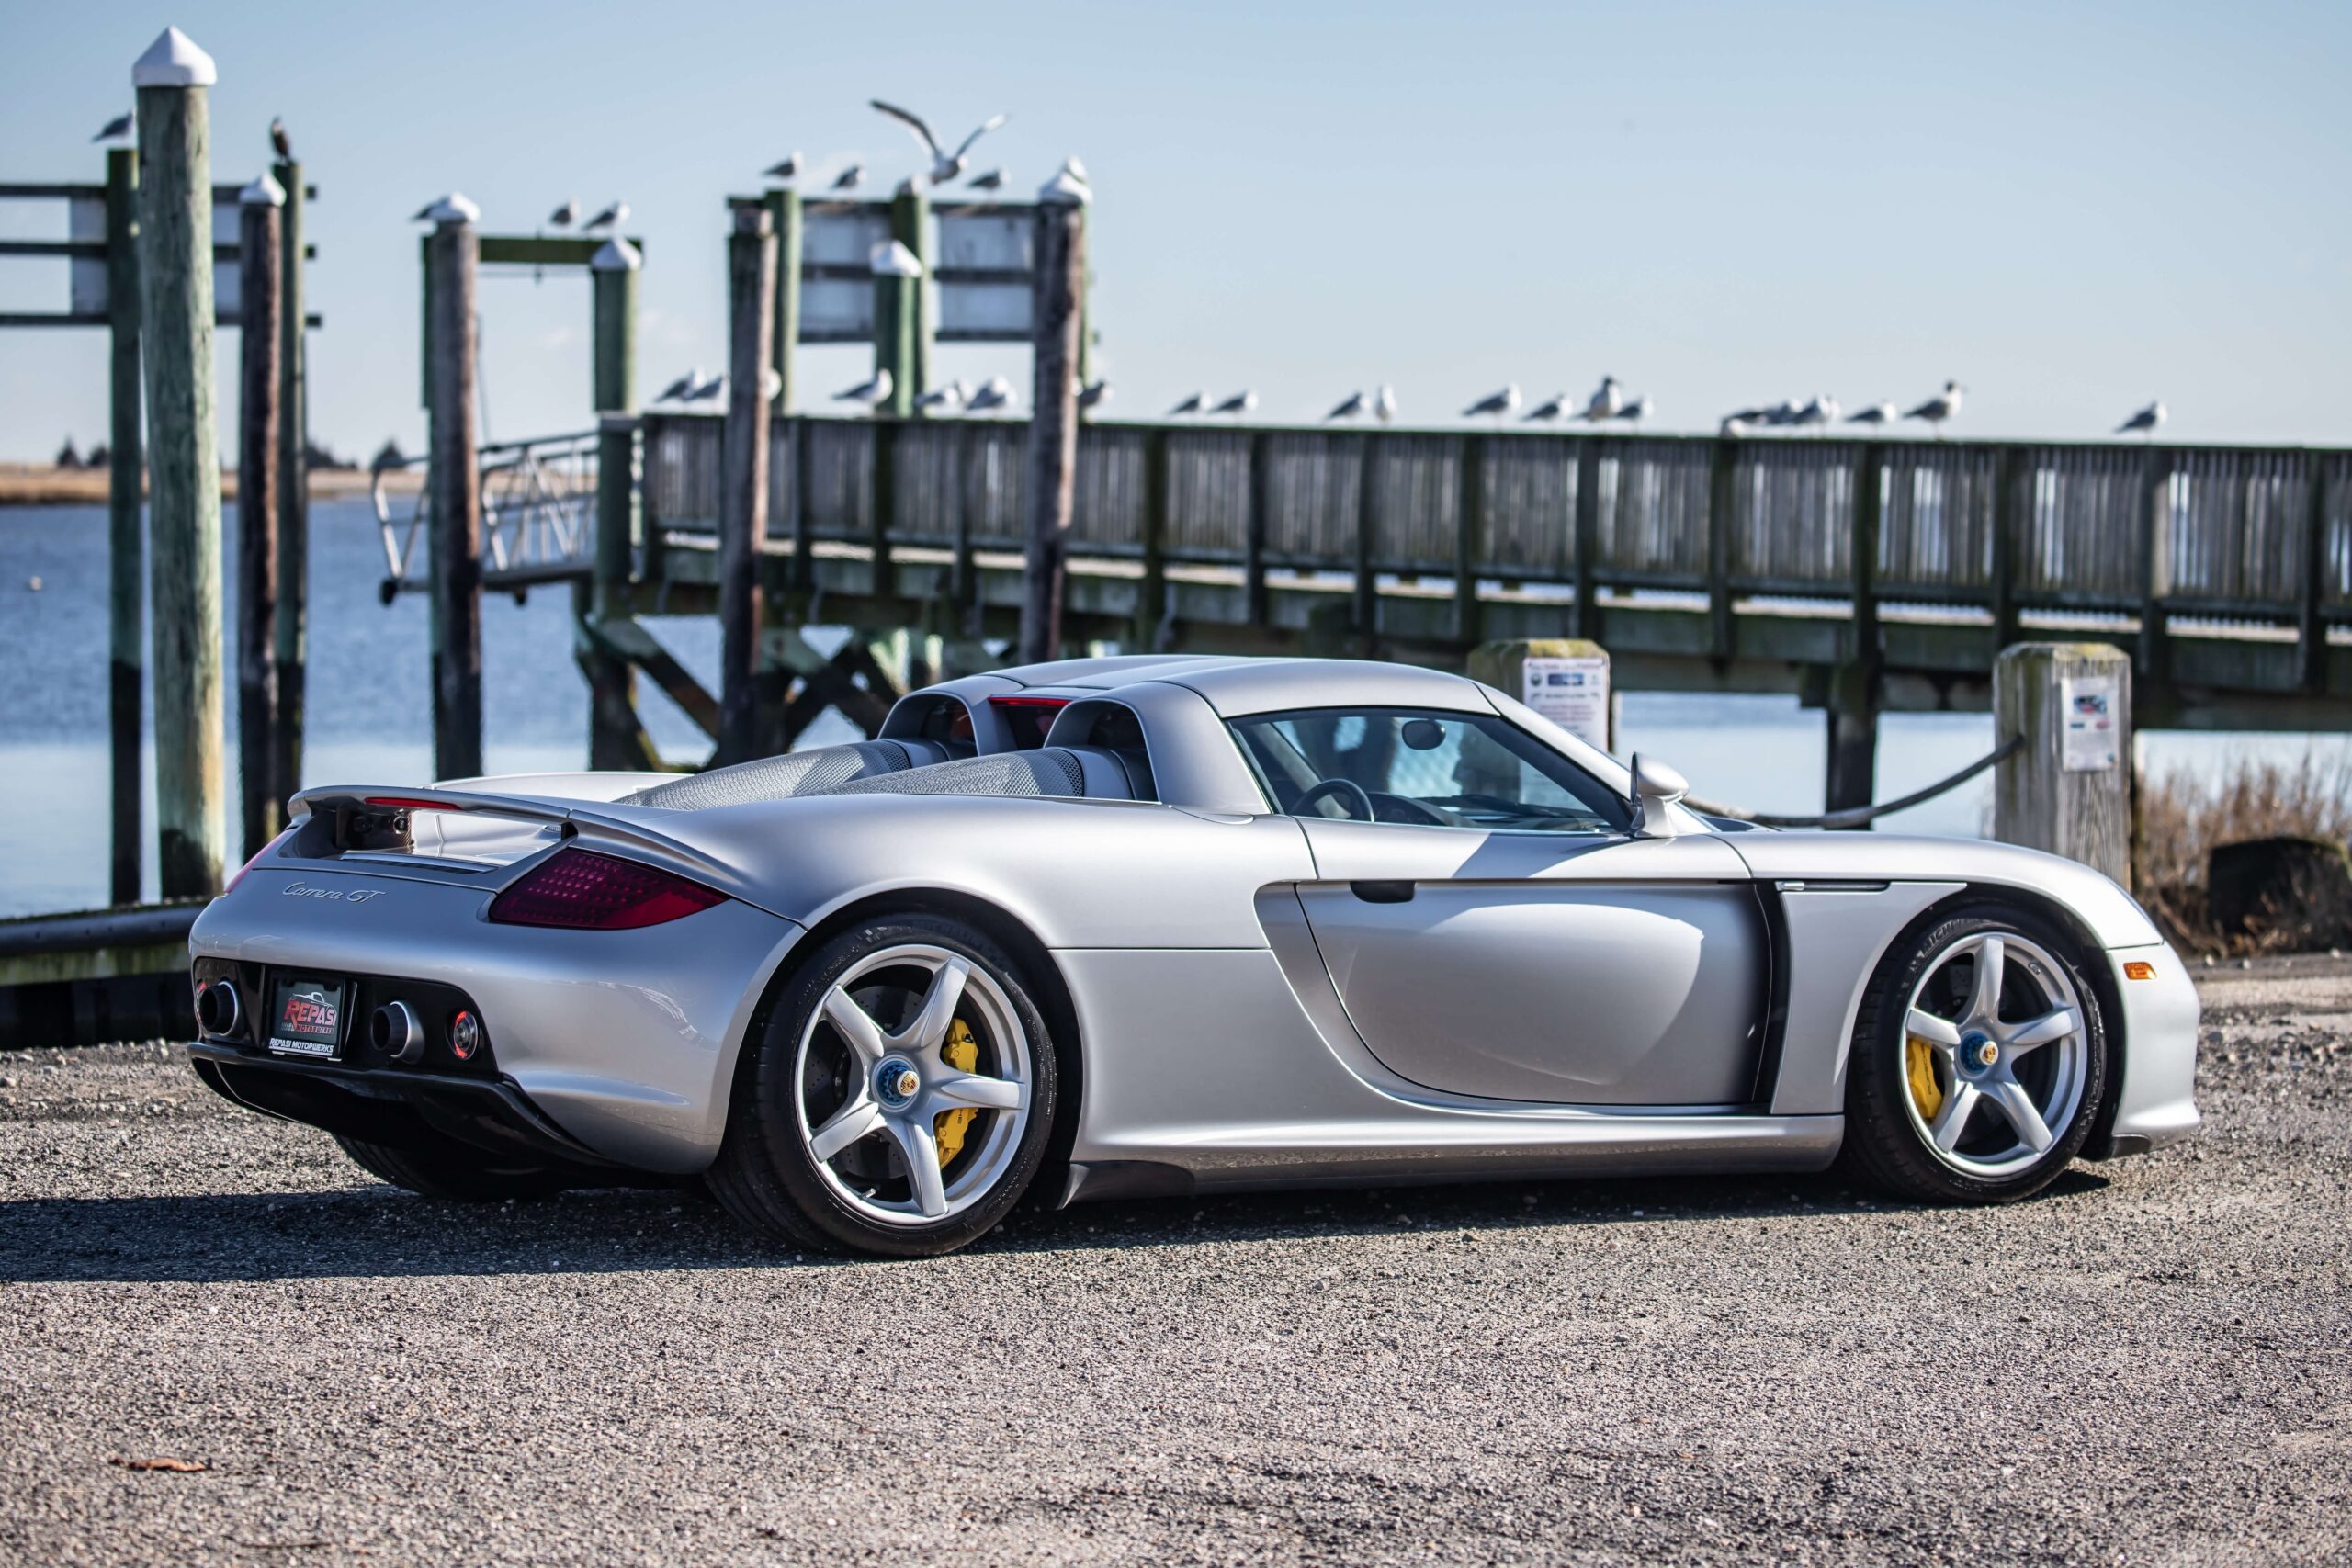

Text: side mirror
xmin=1628 ymin=753 xmax=1690 ymax=840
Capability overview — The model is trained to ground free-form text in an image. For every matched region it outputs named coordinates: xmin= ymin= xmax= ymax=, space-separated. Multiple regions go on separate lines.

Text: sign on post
xmin=1466 ymin=638 xmax=1614 ymax=754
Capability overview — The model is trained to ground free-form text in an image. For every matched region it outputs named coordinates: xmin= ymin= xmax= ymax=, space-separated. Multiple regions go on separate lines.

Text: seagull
xmin=834 ymin=367 xmax=894 ymax=411
xmin=681 ymin=372 xmax=727 ymax=406
xmin=967 ymin=375 xmax=1016 ymax=413
xmin=1212 ymin=389 xmax=1258 ymax=416
xmin=407 ymin=200 xmax=436 ymax=222
xmin=1169 ymin=391 xmax=1208 ymax=416
xmin=582 ymin=201 xmax=628 ymax=233
xmin=1078 ymin=378 xmax=1113 ymax=412
xmin=1058 ymin=156 xmax=1090 ymax=186
xmin=1611 ymin=394 xmax=1653 ymax=423
xmin=93 ymin=112 xmax=132 ymax=143
xmin=967 ymin=168 xmax=1005 ymax=191
xmin=1905 ymin=380 xmax=1965 ymax=436
xmin=1325 ymin=390 xmax=1370 ymax=421
xmin=1792 ymin=394 xmax=1840 ymax=430
xmin=1580 ymin=375 xmax=1624 ymax=422
xmin=831 ymin=164 xmax=866 ymax=193
xmin=1846 ymin=402 xmax=1895 ymax=426
xmin=269 ymin=117 xmax=292 ymax=162
xmin=1521 ymin=393 xmax=1571 ymax=423
xmin=1374 ymin=385 xmax=1397 ymax=423
xmin=2117 ymin=400 xmax=2165 ymax=438
xmin=654 ymin=368 xmax=700 ymax=403
xmin=914 ymin=378 xmax=970 ymax=414
xmin=763 ymin=153 xmax=801 ymax=182
xmin=1464 ymin=385 xmax=1521 ymax=421
xmin=547 ymin=198 xmax=580 ymax=230
xmin=1720 ymin=404 xmax=1781 ymax=434
xmin=871 ymin=100 xmax=1010 ymax=186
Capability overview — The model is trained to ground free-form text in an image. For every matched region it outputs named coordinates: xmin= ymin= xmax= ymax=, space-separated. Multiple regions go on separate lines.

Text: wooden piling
xmin=764 ymin=187 xmax=802 ymax=414
xmin=1823 ymin=443 xmax=1884 ymax=819
xmin=424 ymin=197 xmax=483 ymax=781
xmin=1570 ymin=438 xmax=1600 ymax=640
xmin=1454 ymin=434 xmax=1486 ymax=644
xmin=271 ymin=155 xmax=307 ymax=817
xmin=586 ymin=237 xmax=642 ymax=770
xmin=1994 ymin=643 xmax=2132 ymax=882
xmin=717 ymin=202 xmax=776 ymax=764
xmin=1019 ymin=187 xmax=1086 ymax=664
xmin=888 ymin=183 xmax=929 ymax=414
xmin=104 ymin=145 xmax=143 ymax=906
xmin=133 ymin=28 xmax=227 ymax=898
xmin=1244 ymin=431 xmax=1270 ymax=626
xmin=235 ymin=177 xmax=285 ymax=853
xmin=1350 ymin=434 xmax=1376 ymax=654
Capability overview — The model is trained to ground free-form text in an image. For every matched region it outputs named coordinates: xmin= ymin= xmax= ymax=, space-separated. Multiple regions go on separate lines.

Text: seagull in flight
xmin=1211 ymin=389 xmax=1258 ymax=416
xmin=1522 ymin=393 xmax=1571 ymax=423
xmin=1374 ymin=386 xmax=1397 ymax=423
xmin=1078 ymin=378 xmax=1113 ymax=412
xmin=2117 ymin=400 xmax=2165 ymax=438
xmin=1580 ymin=376 xmax=1623 ymax=422
xmin=269 ymin=117 xmax=293 ymax=162
xmin=1846 ymin=402 xmax=1895 ymax=426
xmin=967 ymin=168 xmax=1005 ymax=191
xmin=1464 ymin=385 xmax=1521 ymax=421
xmin=834 ymin=367 xmax=894 ymax=412
xmin=967 ymin=376 xmax=1016 ymax=413
xmin=1905 ymin=380 xmax=1965 ymax=436
xmin=1169 ymin=391 xmax=1208 ymax=416
xmin=831 ymin=164 xmax=866 ymax=192
xmin=1326 ymin=390 xmax=1370 ymax=421
xmin=763 ymin=153 xmax=801 ymax=182
xmin=871 ymin=100 xmax=1010 ymax=186
xmin=582 ymin=201 xmax=628 ymax=233
xmin=547 ymin=198 xmax=580 ymax=230
xmin=93 ymin=112 xmax=132 ymax=143
xmin=1612 ymin=394 xmax=1653 ymax=423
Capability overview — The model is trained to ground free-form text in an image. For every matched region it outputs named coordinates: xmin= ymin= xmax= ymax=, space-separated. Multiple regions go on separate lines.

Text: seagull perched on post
xmin=763 ymin=153 xmax=801 ymax=182
xmin=1521 ymin=392 xmax=1571 ymax=424
xmin=967 ymin=376 xmax=1016 ymax=414
xmin=834 ymin=367 xmax=894 ymax=412
xmin=871 ymin=100 xmax=1010 ymax=186
xmin=2117 ymin=400 xmax=2165 ymax=439
xmin=831 ymin=164 xmax=866 ymax=192
xmin=582 ymin=200 xmax=628 ymax=233
xmin=1580 ymin=375 xmax=1624 ymax=422
xmin=682 ymin=372 xmax=728 ymax=406
xmin=1325 ymin=390 xmax=1370 ymax=421
xmin=967 ymin=167 xmax=1005 ymax=191
xmin=1169 ymin=391 xmax=1207 ymax=416
xmin=1612 ymin=394 xmax=1653 ymax=424
xmin=1078 ymin=378 xmax=1112 ymax=412
xmin=914 ymin=379 xmax=970 ymax=415
xmin=1904 ymin=380 xmax=1965 ymax=437
xmin=269 ymin=117 xmax=293 ymax=161
xmin=654 ymin=368 xmax=701 ymax=404
xmin=1211 ymin=389 xmax=1258 ymax=416
xmin=1464 ymin=385 xmax=1522 ymax=421
xmin=1374 ymin=386 xmax=1397 ymax=423
xmin=94 ymin=112 xmax=132 ymax=142
xmin=547 ymin=198 xmax=579 ymax=231
xmin=1846 ymin=401 xmax=1895 ymax=426
xmin=1792 ymin=394 xmax=1840 ymax=430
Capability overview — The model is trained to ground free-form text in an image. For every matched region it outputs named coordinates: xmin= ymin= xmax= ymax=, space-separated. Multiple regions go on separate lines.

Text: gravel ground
xmin=2 ymin=958 xmax=2348 ymax=1566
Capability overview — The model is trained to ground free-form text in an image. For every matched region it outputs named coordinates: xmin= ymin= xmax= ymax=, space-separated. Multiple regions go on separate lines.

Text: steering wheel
xmin=1366 ymin=790 xmax=1452 ymax=827
xmin=1291 ymin=777 xmax=1376 ymax=822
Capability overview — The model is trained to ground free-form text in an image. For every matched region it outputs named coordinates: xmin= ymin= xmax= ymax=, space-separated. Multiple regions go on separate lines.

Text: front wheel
xmin=1841 ymin=905 xmax=2109 ymax=1204
xmin=707 ymin=914 xmax=1059 ymax=1258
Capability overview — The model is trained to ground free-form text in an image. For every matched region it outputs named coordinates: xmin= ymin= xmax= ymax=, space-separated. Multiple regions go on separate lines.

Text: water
xmin=2 ymin=502 xmax=2341 ymax=919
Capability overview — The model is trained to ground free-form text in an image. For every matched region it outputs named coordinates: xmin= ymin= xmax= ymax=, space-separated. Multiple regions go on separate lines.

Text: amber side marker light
xmin=2122 ymin=961 xmax=2158 ymax=981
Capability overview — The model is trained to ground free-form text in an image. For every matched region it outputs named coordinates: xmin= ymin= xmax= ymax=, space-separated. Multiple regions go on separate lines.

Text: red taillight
xmin=488 ymin=848 xmax=727 ymax=931
xmin=364 ymin=795 xmax=457 ymax=811
xmin=226 ymin=827 xmax=295 ymax=894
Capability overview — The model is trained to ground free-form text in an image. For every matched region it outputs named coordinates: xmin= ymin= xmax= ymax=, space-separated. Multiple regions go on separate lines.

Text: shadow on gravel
xmin=0 ymin=1166 xmax=2109 ymax=1284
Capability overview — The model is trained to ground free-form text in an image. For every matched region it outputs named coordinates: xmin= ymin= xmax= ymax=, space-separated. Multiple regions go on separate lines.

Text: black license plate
xmin=267 ymin=975 xmax=347 ymax=1059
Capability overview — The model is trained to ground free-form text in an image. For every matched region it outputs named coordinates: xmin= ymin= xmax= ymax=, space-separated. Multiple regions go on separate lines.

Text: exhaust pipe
xmin=371 ymin=1000 xmax=424 ymax=1065
xmin=196 ymin=979 xmax=241 ymax=1038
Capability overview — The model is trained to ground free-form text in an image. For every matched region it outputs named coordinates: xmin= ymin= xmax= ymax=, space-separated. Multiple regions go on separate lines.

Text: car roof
xmin=958 ymin=655 xmax=1493 ymax=716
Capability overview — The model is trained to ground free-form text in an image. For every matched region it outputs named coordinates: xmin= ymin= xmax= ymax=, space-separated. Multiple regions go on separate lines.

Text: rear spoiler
xmin=287 ymin=784 xmax=741 ymax=883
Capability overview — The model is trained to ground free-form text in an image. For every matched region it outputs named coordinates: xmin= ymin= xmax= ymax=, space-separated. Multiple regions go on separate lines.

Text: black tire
xmin=1841 ymin=901 xmax=2110 ymax=1204
xmin=334 ymin=1130 xmax=572 ymax=1201
xmin=707 ymin=913 xmax=1060 ymax=1258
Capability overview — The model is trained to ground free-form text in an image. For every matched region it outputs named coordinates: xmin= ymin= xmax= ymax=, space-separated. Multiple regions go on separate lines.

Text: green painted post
xmin=765 ymin=187 xmax=801 ymax=414
xmin=424 ymin=194 xmax=484 ymax=781
xmin=235 ymin=175 xmax=285 ymax=853
xmin=104 ymin=146 xmax=143 ymax=906
xmin=891 ymin=183 xmax=931 ymax=408
xmin=133 ymin=28 xmax=227 ymax=898
xmin=587 ymin=237 xmax=642 ymax=770
xmin=271 ymin=156 xmax=307 ymax=816
xmin=871 ymin=225 xmax=922 ymax=418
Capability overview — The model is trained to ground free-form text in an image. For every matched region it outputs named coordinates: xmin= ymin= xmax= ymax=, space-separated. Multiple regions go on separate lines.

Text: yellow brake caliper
xmin=933 ymin=1017 xmax=980 ymax=1168
xmin=1905 ymin=1035 xmax=1945 ymax=1121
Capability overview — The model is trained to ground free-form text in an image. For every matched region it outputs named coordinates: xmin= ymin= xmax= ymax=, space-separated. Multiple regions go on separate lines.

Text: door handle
xmin=1349 ymin=880 xmax=1415 ymax=904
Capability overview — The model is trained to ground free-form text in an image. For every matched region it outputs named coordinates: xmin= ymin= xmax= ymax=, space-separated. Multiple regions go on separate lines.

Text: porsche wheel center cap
xmin=876 ymin=1057 xmax=922 ymax=1110
xmin=1960 ymin=1032 xmax=1998 ymax=1075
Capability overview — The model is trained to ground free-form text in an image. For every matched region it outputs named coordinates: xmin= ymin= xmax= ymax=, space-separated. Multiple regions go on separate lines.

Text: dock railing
xmin=372 ymin=428 xmax=600 ymax=601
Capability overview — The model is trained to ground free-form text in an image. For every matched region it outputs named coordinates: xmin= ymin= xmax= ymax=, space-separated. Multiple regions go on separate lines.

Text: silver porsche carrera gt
xmin=186 ymin=655 xmax=2199 ymax=1257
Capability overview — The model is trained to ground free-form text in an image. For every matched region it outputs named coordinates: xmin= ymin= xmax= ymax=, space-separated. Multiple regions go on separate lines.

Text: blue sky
xmin=2 ymin=0 xmax=2347 ymax=460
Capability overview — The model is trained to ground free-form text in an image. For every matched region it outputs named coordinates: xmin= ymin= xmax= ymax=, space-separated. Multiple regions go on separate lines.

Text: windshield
xmin=1228 ymin=707 xmax=1629 ymax=834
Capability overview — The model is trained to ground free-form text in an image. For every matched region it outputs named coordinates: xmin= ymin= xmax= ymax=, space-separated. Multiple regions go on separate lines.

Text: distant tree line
xmin=52 ymin=436 xmax=366 ymax=471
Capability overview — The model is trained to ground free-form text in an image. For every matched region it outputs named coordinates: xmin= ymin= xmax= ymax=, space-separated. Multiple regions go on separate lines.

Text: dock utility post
xmin=586 ymin=236 xmax=646 ymax=770
xmin=717 ymin=201 xmax=777 ymax=765
xmin=104 ymin=144 xmax=144 ymax=905
xmin=270 ymin=150 xmax=310 ymax=825
xmin=236 ymin=172 xmax=286 ymax=852
xmin=1020 ymin=169 xmax=1088 ymax=665
xmin=424 ymin=193 xmax=484 ymax=781
xmin=1994 ymin=643 xmax=2132 ymax=883
xmin=134 ymin=27 xmax=229 ymax=898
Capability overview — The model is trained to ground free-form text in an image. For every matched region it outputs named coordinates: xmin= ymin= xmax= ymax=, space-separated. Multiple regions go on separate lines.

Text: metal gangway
xmin=371 ymin=429 xmax=600 ymax=603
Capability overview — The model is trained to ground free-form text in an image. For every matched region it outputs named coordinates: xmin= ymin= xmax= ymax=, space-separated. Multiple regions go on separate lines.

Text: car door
xmin=1229 ymin=706 xmax=1769 ymax=1107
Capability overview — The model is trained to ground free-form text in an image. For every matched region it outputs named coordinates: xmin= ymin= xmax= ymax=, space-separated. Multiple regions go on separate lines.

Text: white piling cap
xmin=133 ymin=27 xmax=218 ymax=88
xmin=869 ymin=239 xmax=924 ymax=278
xmin=425 ymin=192 xmax=481 ymax=225
xmin=1038 ymin=167 xmax=1091 ymax=206
xmin=590 ymin=237 xmax=642 ymax=273
xmin=239 ymin=171 xmax=286 ymax=208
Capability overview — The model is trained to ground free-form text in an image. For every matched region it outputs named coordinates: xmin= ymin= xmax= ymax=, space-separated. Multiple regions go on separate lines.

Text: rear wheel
xmin=1842 ymin=904 xmax=2109 ymax=1204
xmin=707 ymin=914 xmax=1058 ymax=1258
xmin=334 ymin=1130 xmax=572 ymax=1201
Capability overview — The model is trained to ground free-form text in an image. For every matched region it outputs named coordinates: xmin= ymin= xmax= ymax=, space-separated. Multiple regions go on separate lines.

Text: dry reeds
xmin=2136 ymin=750 xmax=2352 ymax=954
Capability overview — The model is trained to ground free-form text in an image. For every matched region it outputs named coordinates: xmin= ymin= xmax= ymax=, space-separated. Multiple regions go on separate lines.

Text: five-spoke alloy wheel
xmin=1842 ymin=905 xmax=2109 ymax=1203
xmin=709 ymin=914 xmax=1058 ymax=1257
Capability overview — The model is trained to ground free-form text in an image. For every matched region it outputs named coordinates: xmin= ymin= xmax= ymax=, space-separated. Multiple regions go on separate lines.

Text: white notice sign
xmin=2060 ymin=674 xmax=2120 ymax=772
xmin=1522 ymin=654 xmax=1611 ymax=752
